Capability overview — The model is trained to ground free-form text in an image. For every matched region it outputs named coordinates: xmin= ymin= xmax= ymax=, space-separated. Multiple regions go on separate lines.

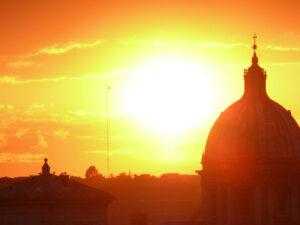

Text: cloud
xmin=0 ymin=70 xmax=128 ymax=85
xmin=8 ymin=61 xmax=41 ymax=68
xmin=53 ymin=129 xmax=69 ymax=139
xmin=75 ymin=134 xmax=139 ymax=141
xmin=0 ymin=76 xmax=19 ymax=84
xmin=174 ymin=137 xmax=201 ymax=149
xmin=136 ymin=40 xmax=249 ymax=48
xmin=15 ymin=128 xmax=30 ymax=138
xmin=0 ymin=101 xmax=126 ymax=125
xmin=0 ymin=104 xmax=14 ymax=110
xmin=0 ymin=153 xmax=45 ymax=163
xmin=204 ymin=62 xmax=300 ymax=68
xmin=33 ymin=130 xmax=48 ymax=149
xmin=262 ymin=62 xmax=300 ymax=66
xmin=25 ymin=40 xmax=105 ymax=57
xmin=264 ymin=45 xmax=300 ymax=51
xmin=125 ymin=39 xmax=300 ymax=52
xmin=82 ymin=149 xmax=134 ymax=155
xmin=25 ymin=104 xmax=54 ymax=116
xmin=72 ymin=110 xmax=106 ymax=117
xmin=0 ymin=133 xmax=7 ymax=147
xmin=69 ymin=109 xmax=125 ymax=119
xmin=30 ymin=103 xmax=47 ymax=110
xmin=160 ymin=138 xmax=202 ymax=156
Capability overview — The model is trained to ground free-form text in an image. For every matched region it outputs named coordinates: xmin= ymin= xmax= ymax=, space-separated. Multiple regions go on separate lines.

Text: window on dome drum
xmin=238 ymin=190 xmax=251 ymax=216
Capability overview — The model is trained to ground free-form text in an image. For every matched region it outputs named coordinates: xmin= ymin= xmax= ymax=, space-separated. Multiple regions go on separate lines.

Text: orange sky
xmin=0 ymin=0 xmax=299 ymax=177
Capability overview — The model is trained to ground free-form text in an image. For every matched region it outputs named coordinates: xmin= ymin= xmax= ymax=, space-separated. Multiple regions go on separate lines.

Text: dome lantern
xmin=243 ymin=34 xmax=267 ymax=99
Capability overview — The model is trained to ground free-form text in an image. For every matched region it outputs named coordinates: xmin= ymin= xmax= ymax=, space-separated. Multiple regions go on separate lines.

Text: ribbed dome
xmin=203 ymin=49 xmax=300 ymax=170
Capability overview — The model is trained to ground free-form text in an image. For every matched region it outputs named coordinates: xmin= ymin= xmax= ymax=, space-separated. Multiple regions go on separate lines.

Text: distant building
xmin=199 ymin=36 xmax=300 ymax=225
xmin=0 ymin=159 xmax=115 ymax=225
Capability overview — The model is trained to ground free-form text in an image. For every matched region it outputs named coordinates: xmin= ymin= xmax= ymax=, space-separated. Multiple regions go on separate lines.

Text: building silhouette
xmin=199 ymin=36 xmax=300 ymax=225
xmin=0 ymin=159 xmax=115 ymax=225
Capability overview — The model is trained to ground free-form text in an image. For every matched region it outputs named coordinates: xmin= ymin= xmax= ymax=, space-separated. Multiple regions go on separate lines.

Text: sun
xmin=127 ymin=58 xmax=214 ymax=133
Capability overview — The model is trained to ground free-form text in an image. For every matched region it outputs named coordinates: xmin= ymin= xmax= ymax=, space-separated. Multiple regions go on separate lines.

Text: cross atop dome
xmin=252 ymin=33 xmax=258 ymax=64
xmin=253 ymin=33 xmax=257 ymax=51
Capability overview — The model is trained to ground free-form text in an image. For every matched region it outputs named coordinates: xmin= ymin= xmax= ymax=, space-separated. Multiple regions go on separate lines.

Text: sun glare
xmin=127 ymin=58 xmax=214 ymax=133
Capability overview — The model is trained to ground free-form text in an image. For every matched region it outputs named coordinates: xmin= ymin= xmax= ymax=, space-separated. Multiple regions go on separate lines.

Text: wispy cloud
xmin=15 ymin=128 xmax=30 ymax=138
xmin=82 ymin=149 xmax=134 ymax=155
xmin=0 ymin=104 xmax=14 ymax=110
xmin=70 ymin=109 xmax=125 ymax=119
xmin=0 ymin=133 xmax=7 ymax=147
xmin=264 ymin=45 xmax=300 ymax=51
xmin=33 ymin=130 xmax=48 ymax=149
xmin=127 ymin=39 xmax=300 ymax=52
xmin=0 ymin=153 xmax=45 ymax=163
xmin=0 ymin=102 xmax=127 ymax=125
xmin=262 ymin=62 xmax=300 ymax=66
xmin=72 ymin=110 xmax=106 ymax=117
xmin=25 ymin=40 xmax=105 ymax=57
xmin=199 ymin=62 xmax=300 ymax=68
xmin=0 ymin=127 xmax=31 ymax=148
xmin=75 ymin=134 xmax=139 ymax=141
xmin=18 ymin=39 xmax=300 ymax=60
xmin=136 ymin=40 xmax=249 ymax=48
xmin=53 ymin=129 xmax=69 ymax=139
xmin=0 ymin=70 xmax=128 ymax=85
xmin=0 ymin=77 xmax=19 ymax=84
xmin=25 ymin=104 xmax=54 ymax=116
xmin=8 ymin=61 xmax=40 ymax=68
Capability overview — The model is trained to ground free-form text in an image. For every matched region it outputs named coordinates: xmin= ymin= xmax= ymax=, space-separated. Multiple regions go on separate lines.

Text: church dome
xmin=203 ymin=38 xmax=300 ymax=172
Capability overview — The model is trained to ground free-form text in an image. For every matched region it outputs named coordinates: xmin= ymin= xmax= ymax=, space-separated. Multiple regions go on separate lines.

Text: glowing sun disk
xmin=127 ymin=59 xmax=214 ymax=133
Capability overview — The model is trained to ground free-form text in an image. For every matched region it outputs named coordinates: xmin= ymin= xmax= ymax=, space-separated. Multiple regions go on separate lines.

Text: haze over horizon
xmin=0 ymin=0 xmax=299 ymax=177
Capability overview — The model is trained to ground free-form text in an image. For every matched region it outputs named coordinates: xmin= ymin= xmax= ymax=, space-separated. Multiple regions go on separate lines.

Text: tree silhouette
xmin=85 ymin=165 xmax=99 ymax=178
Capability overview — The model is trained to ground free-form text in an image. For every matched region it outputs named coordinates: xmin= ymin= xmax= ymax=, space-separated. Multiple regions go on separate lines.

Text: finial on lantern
xmin=253 ymin=33 xmax=257 ymax=52
xmin=252 ymin=33 xmax=258 ymax=64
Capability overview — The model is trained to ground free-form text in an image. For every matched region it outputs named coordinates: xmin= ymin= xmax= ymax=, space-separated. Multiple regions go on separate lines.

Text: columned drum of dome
xmin=199 ymin=36 xmax=300 ymax=225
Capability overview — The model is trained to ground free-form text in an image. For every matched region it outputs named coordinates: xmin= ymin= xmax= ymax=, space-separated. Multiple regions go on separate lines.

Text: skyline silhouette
xmin=0 ymin=1 xmax=300 ymax=225
xmin=0 ymin=0 xmax=299 ymax=178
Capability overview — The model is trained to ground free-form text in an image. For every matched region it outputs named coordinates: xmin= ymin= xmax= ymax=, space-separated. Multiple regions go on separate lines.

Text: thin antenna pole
xmin=106 ymin=85 xmax=111 ymax=178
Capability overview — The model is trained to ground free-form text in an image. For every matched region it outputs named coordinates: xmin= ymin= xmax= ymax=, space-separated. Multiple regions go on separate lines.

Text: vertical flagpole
xmin=106 ymin=85 xmax=111 ymax=178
